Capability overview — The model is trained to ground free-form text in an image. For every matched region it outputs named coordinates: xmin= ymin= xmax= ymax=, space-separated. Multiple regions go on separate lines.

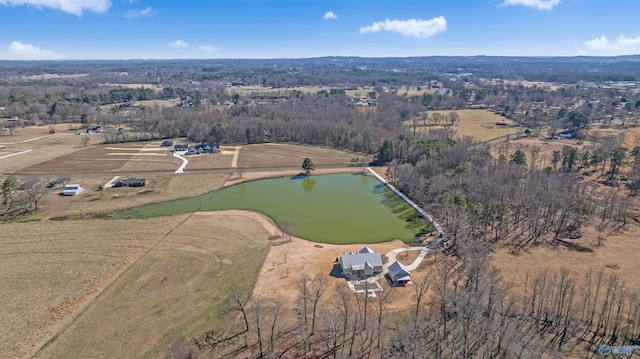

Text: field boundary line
xmin=29 ymin=213 xmax=195 ymax=359
xmin=0 ymin=149 xmax=32 ymax=159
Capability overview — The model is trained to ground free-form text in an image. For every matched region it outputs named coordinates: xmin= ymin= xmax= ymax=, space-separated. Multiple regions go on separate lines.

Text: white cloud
xmin=502 ymin=0 xmax=560 ymax=10
xmin=323 ymin=11 xmax=337 ymax=20
xmin=124 ymin=6 xmax=155 ymax=18
xmin=584 ymin=35 xmax=640 ymax=55
xmin=0 ymin=41 xmax=65 ymax=60
xmin=0 ymin=0 xmax=110 ymax=16
xmin=198 ymin=45 xmax=218 ymax=53
xmin=169 ymin=39 xmax=189 ymax=48
xmin=359 ymin=17 xmax=447 ymax=39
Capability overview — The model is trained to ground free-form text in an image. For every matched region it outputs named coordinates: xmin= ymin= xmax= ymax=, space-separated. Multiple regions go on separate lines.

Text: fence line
xmin=366 ymin=167 xmax=444 ymax=243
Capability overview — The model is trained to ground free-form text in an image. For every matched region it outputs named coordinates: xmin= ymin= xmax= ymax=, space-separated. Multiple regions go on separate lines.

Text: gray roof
xmin=388 ymin=261 xmax=411 ymax=281
xmin=341 ymin=251 xmax=382 ymax=271
xmin=359 ymin=246 xmax=374 ymax=254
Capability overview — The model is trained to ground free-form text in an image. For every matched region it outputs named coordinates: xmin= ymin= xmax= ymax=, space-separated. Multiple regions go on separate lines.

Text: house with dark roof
xmin=186 ymin=143 xmax=219 ymax=155
xmin=113 ymin=178 xmax=146 ymax=188
xmin=174 ymin=143 xmax=189 ymax=151
xmin=339 ymin=247 xmax=383 ymax=278
xmin=388 ymin=261 xmax=411 ymax=285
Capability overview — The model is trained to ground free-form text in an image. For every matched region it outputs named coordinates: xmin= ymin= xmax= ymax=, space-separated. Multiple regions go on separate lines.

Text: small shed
xmin=62 ymin=184 xmax=84 ymax=196
xmin=388 ymin=261 xmax=411 ymax=285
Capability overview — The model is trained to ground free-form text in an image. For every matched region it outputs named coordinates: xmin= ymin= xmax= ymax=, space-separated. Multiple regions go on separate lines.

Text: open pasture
xmin=33 ymin=211 xmax=270 ymax=359
xmin=408 ymin=109 xmax=522 ymax=142
xmin=0 ymin=216 xmax=184 ymax=359
xmin=237 ymin=143 xmax=369 ymax=168
xmin=15 ymin=142 xmax=177 ymax=174
xmin=183 ymin=152 xmax=235 ymax=170
xmin=1 ymin=134 xmax=102 ymax=174
xmin=35 ymin=173 xmax=230 ymax=219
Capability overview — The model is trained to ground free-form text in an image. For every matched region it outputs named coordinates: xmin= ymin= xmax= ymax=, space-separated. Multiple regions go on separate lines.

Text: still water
xmin=120 ymin=173 xmax=427 ymax=244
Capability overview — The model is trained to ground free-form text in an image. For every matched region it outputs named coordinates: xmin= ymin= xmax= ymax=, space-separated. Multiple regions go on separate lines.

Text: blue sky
xmin=0 ymin=0 xmax=639 ymax=60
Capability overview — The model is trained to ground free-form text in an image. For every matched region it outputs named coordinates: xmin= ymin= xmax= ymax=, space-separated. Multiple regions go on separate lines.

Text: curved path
xmin=173 ymin=152 xmax=189 ymax=173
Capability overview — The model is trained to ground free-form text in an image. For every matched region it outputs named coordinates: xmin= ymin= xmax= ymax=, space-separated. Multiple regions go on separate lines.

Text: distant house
xmin=340 ymin=247 xmax=383 ymax=278
xmin=86 ymin=125 xmax=102 ymax=133
xmin=160 ymin=140 xmax=174 ymax=147
xmin=62 ymin=184 xmax=84 ymax=196
xmin=187 ymin=143 xmax=219 ymax=155
xmin=113 ymin=178 xmax=146 ymax=188
xmin=174 ymin=143 xmax=189 ymax=151
xmin=495 ymin=120 xmax=508 ymax=127
xmin=558 ymin=131 xmax=574 ymax=138
xmin=388 ymin=262 xmax=411 ymax=285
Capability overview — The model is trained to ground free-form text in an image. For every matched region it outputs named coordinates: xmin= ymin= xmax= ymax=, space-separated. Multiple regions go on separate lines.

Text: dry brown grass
xmin=183 ymin=152 xmax=234 ymax=170
xmin=237 ymin=143 xmax=369 ymax=168
xmin=34 ymin=212 xmax=271 ymax=359
xmin=491 ymin=219 xmax=640 ymax=297
xmin=409 ymin=109 xmax=522 ymax=142
xmin=0 ymin=216 xmax=185 ymax=359
xmin=1 ymin=132 xmax=105 ymax=174
xmin=15 ymin=142 xmax=177 ymax=175
xmin=33 ymin=173 xmax=230 ymax=218
xmin=488 ymin=126 xmax=640 ymax=295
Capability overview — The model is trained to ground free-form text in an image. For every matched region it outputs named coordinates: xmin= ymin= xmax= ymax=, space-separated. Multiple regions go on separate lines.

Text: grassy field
xmin=183 ymin=152 xmax=235 ymax=170
xmin=1 ymin=126 xmax=105 ymax=174
xmin=32 ymin=173 xmax=230 ymax=219
xmin=237 ymin=143 xmax=370 ymax=168
xmin=15 ymin=142 xmax=177 ymax=174
xmin=408 ymin=109 xmax=523 ymax=142
xmin=34 ymin=212 xmax=270 ymax=359
xmin=0 ymin=217 xmax=184 ymax=359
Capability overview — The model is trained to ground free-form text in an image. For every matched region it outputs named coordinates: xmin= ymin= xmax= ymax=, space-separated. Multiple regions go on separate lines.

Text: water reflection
xmin=302 ymin=177 xmax=316 ymax=193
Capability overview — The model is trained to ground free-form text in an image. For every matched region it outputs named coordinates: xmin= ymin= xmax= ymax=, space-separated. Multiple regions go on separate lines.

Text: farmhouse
xmin=113 ymin=178 xmax=146 ymax=188
xmin=340 ymin=247 xmax=383 ymax=278
xmin=187 ymin=143 xmax=219 ymax=155
xmin=388 ymin=261 xmax=411 ymax=285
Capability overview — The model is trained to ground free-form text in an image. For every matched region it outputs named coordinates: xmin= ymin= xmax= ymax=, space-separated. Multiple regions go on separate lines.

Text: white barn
xmin=340 ymin=247 xmax=383 ymax=278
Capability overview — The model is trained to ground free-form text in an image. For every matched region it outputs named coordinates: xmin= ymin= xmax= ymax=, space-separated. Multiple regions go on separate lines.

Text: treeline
xmin=102 ymin=91 xmax=411 ymax=154
xmin=0 ymin=176 xmax=68 ymax=219
xmin=371 ymin=131 xmax=586 ymax=253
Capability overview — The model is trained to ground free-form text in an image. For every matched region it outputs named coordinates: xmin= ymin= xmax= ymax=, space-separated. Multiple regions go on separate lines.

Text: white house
xmin=62 ymin=184 xmax=84 ymax=196
xmin=340 ymin=247 xmax=383 ymax=278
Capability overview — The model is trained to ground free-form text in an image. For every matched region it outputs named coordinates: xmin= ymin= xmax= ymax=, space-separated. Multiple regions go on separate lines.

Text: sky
xmin=0 ymin=0 xmax=639 ymax=60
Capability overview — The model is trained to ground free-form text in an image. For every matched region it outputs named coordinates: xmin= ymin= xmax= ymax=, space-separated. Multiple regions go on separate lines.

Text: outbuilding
xmin=388 ymin=261 xmax=411 ymax=285
xmin=113 ymin=178 xmax=146 ymax=188
xmin=62 ymin=184 xmax=84 ymax=196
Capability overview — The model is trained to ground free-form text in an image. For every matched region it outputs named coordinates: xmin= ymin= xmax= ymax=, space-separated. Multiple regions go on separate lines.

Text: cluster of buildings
xmin=338 ymin=246 xmax=412 ymax=286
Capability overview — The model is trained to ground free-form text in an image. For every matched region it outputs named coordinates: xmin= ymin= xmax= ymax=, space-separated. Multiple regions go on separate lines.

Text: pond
xmin=119 ymin=173 xmax=428 ymax=244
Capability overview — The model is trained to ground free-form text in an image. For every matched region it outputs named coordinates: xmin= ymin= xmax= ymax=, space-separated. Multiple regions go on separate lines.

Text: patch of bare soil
xmin=491 ymin=220 xmax=640 ymax=295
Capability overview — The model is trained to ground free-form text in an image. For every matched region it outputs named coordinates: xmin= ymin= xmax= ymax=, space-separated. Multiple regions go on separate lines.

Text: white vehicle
xmin=62 ymin=184 xmax=84 ymax=196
